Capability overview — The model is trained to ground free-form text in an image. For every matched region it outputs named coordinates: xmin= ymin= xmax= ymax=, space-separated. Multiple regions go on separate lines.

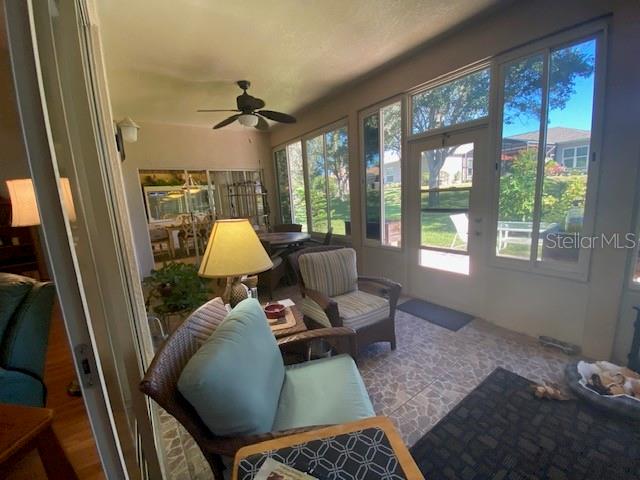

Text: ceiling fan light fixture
xmin=238 ymin=113 xmax=259 ymax=128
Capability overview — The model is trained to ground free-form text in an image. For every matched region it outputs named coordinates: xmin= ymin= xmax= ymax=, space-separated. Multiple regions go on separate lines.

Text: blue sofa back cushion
xmin=0 ymin=273 xmax=34 ymax=342
xmin=177 ymin=298 xmax=285 ymax=436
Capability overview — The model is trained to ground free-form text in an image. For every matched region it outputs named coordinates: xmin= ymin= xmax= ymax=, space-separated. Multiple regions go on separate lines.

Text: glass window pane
xmin=286 ymin=141 xmax=308 ymax=232
xmin=306 ymin=135 xmax=328 ymax=233
xmin=539 ymin=38 xmax=596 ymax=265
xmin=325 ymin=126 xmax=350 ymax=236
xmin=421 ymin=143 xmax=474 ymax=190
xmin=364 ymin=113 xmax=381 ymax=241
xmin=139 ymin=169 xmax=188 ymax=223
xmin=421 ymin=211 xmax=467 ymax=251
xmin=496 ymin=54 xmax=544 ymax=259
xmin=382 ymin=102 xmax=402 ymax=247
xmin=411 ymin=68 xmax=490 ymax=135
xmin=274 ymin=149 xmax=292 ymax=223
xmin=421 ymin=190 xmax=471 ymax=210
xmin=420 ymin=143 xmax=473 ymax=254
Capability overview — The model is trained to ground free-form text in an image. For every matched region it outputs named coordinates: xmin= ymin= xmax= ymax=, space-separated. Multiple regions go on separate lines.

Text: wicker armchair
xmin=139 ymin=301 xmax=356 ymax=479
xmin=290 ymin=246 xmax=401 ymax=357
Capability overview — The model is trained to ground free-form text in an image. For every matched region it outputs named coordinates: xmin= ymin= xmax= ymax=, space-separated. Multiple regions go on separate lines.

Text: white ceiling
xmin=98 ymin=0 xmax=502 ymax=129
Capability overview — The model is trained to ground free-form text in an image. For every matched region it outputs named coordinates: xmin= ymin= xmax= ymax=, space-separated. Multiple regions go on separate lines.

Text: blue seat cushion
xmin=0 ymin=367 xmax=45 ymax=407
xmin=272 ymin=354 xmax=375 ymax=431
xmin=177 ymin=299 xmax=285 ymax=436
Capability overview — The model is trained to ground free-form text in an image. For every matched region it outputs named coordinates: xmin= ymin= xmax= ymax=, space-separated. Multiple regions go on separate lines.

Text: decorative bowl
xmin=264 ymin=303 xmax=286 ymax=319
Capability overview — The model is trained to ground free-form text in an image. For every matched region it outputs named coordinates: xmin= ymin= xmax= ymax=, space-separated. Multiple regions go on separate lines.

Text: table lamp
xmin=7 ymin=178 xmax=76 ymax=226
xmin=6 ymin=178 xmax=77 ymax=280
xmin=198 ymin=219 xmax=272 ymax=307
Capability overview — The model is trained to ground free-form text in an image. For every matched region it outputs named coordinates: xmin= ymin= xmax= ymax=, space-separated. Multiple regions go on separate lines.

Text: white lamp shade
xmin=238 ymin=114 xmax=258 ymax=128
xmin=199 ymin=219 xmax=273 ymax=278
xmin=118 ymin=117 xmax=140 ymax=143
xmin=7 ymin=178 xmax=77 ymax=227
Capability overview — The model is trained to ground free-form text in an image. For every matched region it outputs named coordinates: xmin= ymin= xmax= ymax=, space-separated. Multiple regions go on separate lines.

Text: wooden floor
xmin=43 ymin=304 xmax=105 ymax=480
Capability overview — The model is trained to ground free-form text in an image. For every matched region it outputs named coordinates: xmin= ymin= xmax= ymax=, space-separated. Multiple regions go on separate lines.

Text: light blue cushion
xmin=272 ymin=354 xmax=375 ymax=431
xmin=177 ymin=299 xmax=285 ymax=436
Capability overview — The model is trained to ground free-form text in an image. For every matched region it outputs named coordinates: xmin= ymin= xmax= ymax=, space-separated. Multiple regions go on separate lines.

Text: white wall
xmin=268 ymin=0 xmax=640 ymax=360
xmin=121 ymin=122 xmax=274 ymax=276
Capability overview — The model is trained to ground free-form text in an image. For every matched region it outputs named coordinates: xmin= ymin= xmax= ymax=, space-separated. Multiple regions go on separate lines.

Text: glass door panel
xmin=419 ymin=142 xmax=474 ymax=272
xmin=407 ymin=128 xmax=488 ymax=315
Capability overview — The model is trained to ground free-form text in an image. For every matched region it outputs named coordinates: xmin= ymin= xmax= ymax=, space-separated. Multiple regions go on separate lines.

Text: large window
xmin=495 ymin=36 xmax=599 ymax=272
xmin=274 ymin=125 xmax=349 ymax=236
xmin=274 ymin=141 xmax=308 ymax=231
xmin=304 ymin=124 xmax=350 ymax=236
xmin=363 ymin=100 xmax=402 ymax=247
xmin=411 ymin=68 xmax=490 ymax=135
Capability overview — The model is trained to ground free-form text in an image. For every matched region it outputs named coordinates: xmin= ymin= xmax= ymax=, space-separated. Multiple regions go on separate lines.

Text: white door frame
xmin=4 ymin=1 xmax=163 ymax=478
xmin=406 ymin=126 xmax=489 ymax=315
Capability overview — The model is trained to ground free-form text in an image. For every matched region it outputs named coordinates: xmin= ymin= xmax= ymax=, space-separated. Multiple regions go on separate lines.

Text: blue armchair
xmin=0 ymin=272 xmax=55 ymax=407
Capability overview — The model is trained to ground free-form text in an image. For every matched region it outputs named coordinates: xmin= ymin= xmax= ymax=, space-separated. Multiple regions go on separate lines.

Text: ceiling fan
xmin=198 ymin=80 xmax=296 ymax=130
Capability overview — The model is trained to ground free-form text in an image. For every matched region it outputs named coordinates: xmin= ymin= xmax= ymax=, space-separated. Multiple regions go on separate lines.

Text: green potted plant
xmin=144 ymin=262 xmax=209 ymax=316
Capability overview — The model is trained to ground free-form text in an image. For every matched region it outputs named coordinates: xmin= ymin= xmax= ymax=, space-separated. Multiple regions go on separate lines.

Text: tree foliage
xmin=499 ymin=149 xmax=587 ymax=225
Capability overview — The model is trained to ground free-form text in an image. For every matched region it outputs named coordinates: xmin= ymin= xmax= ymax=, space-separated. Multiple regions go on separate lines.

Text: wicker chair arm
xmin=357 ymin=276 xmax=402 ymax=309
xmin=305 ymin=288 xmax=342 ymax=327
xmin=276 ymin=327 xmax=356 ymax=348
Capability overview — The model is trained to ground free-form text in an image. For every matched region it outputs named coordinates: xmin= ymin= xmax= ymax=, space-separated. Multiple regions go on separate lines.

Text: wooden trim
xmin=232 ymin=416 xmax=423 ymax=479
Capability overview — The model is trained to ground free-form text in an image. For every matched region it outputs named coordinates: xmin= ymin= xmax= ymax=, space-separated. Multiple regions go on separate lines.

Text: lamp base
xmin=225 ymin=277 xmax=249 ymax=308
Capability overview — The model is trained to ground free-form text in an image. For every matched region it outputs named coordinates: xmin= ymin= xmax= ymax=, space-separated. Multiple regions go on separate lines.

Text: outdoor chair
xmin=450 ymin=213 xmax=468 ymax=249
xmin=140 ymin=297 xmax=366 ymax=480
xmin=290 ymin=246 xmax=401 ymax=357
xmin=257 ymin=240 xmax=287 ymax=299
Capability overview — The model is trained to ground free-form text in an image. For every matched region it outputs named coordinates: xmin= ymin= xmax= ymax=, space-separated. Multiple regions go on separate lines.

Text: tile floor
xmin=159 ymin=291 xmax=574 ymax=479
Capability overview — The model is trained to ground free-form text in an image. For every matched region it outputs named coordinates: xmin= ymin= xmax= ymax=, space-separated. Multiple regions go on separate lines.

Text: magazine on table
xmin=253 ymin=458 xmax=318 ymax=480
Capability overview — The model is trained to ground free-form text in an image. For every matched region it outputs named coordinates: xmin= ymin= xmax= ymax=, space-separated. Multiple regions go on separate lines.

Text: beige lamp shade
xmin=199 ymin=219 xmax=273 ymax=278
xmin=7 ymin=178 xmax=77 ymax=227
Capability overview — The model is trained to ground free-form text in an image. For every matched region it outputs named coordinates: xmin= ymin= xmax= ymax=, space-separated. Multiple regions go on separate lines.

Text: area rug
xmin=397 ymin=298 xmax=473 ymax=331
xmin=410 ymin=367 xmax=640 ymax=479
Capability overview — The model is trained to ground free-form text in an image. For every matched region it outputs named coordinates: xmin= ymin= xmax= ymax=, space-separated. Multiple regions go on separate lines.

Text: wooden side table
xmin=232 ymin=416 xmax=424 ymax=479
xmin=0 ymin=403 xmax=78 ymax=479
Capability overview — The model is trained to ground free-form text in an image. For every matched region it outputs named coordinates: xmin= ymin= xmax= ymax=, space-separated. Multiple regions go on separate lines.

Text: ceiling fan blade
xmin=213 ymin=114 xmax=241 ymax=129
xmin=255 ymin=116 xmax=269 ymax=131
xmin=257 ymin=110 xmax=296 ymax=123
xmin=237 ymin=93 xmax=265 ymax=112
xmin=197 ymin=109 xmax=240 ymax=112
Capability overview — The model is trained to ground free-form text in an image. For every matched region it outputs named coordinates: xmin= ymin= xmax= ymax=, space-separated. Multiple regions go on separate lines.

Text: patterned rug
xmin=410 ymin=367 xmax=640 ymax=479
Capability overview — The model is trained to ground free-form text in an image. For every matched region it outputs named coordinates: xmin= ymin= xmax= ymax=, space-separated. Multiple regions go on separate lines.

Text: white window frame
xmin=273 ymin=145 xmax=294 ymax=224
xmin=359 ymin=95 xmax=407 ymax=249
xmin=488 ymin=24 xmax=607 ymax=282
xmin=408 ymin=62 xmax=492 ymax=142
xmin=561 ymin=145 xmax=589 ymax=169
xmin=302 ymin=119 xmax=350 ymax=238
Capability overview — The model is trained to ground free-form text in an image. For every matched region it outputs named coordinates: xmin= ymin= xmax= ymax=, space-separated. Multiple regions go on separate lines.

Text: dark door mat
xmin=410 ymin=367 xmax=640 ymax=480
xmin=397 ymin=298 xmax=473 ymax=331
